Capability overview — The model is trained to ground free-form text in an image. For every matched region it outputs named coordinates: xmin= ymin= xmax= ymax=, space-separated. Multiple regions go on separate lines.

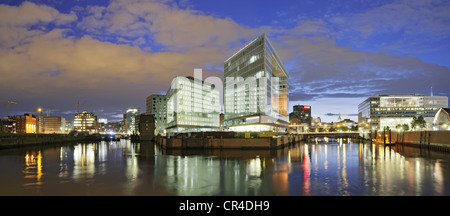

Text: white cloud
xmin=0 ymin=1 xmax=77 ymax=48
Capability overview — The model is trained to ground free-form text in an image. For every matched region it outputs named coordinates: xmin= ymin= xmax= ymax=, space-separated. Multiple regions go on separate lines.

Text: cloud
xmin=77 ymin=0 xmax=263 ymax=52
xmin=0 ymin=0 xmax=449 ymax=121
xmin=327 ymin=0 xmax=450 ymax=51
xmin=271 ymin=18 xmax=450 ymax=102
xmin=0 ymin=1 xmax=77 ymax=48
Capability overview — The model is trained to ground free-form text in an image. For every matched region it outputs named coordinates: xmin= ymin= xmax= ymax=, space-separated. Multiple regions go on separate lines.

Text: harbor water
xmin=1 ymin=138 xmax=450 ymax=196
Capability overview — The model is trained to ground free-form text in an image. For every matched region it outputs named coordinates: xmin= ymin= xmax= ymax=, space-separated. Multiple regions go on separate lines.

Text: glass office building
xmin=358 ymin=94 xmax=448 ymax=131
xmin=166 ymin=76 xmax=220 ymax=133
xmin=223 ymin=33 xmax=289 ymax=133
xmin=126 ymin=107 xmax=140 ymax=134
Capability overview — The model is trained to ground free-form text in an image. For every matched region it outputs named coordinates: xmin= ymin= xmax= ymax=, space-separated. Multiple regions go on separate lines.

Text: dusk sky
xmin=0 ymin=0 xmax=449 ymax=123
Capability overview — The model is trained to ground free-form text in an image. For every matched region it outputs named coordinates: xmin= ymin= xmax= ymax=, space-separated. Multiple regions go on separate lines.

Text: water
xmin=1 ymin=138 xmax=450 ymax=196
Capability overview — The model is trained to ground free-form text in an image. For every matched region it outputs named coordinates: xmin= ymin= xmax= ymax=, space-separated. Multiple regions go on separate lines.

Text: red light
xmin=304 ymin=106 xmax=310 ymax=109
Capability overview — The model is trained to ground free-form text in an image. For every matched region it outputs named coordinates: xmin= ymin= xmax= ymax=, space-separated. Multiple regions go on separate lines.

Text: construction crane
xmin=34 ymin=107 xmax=62 ymax=116
xmin=0 ymin=100 xmax=18 ymax=116
xmin=76 ymin=100 xmax=85 ymax=113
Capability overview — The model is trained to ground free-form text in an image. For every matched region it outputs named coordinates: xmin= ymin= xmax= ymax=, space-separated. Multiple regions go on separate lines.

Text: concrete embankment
xmin=370 ymin=130 xmax=450 ymax=152
xmin=0 ymin=134 xmax=101 ymax=149
xmin=155 ymin=134 xmax=304 ymax=149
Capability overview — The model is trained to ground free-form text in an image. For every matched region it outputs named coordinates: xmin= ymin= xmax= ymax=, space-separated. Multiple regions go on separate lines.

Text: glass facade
xmin=126 ymin=107 xmax=140 ymax=134
xmin=166 ymin=76 xmax=220 ymax=133
xmin=358 ymin=94 xmax=448 ymax=131
xmin=223 ymin=33 xmax=289 ymax=132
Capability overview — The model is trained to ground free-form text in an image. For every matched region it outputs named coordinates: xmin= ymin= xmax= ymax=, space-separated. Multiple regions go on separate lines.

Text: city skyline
xmin=1 ymin=0 xmax=449 ymax=123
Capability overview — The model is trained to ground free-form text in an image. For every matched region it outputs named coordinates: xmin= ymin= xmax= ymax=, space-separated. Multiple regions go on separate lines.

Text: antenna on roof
xmin=431 ymin=86 xmax=433 ymax=96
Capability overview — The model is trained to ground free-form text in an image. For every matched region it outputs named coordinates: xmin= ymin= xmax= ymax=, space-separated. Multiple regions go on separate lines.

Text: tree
xmin=411 ymin=116 xmax=426 ymax=130
xmin=402 ymin=124 xmax=409 ymax=131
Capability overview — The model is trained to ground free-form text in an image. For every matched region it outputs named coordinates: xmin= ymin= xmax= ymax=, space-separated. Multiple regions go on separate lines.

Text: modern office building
xmin=74 ymin=111 xmax=98 ymax=134
xmin=358 ymin=94 xmax=448 ymax=131
xmin=15 ymin=113 xmax=36 ymax=134
xmin=166 ymin=76 xmax=220 ymax=133
xmin=223 ymin=33 xmax=289 ymax=133
xmin=146 ymin=94 xmax=167 ymax=135
xmin=126 ymin=107 xmax=140 ymax=134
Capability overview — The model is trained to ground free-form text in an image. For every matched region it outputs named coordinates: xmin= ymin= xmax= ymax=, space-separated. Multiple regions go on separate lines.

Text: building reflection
xmin=58 ymin=140 xmax=142 ymax=193
xmin=23 ymin=151 xmax=43 ymax=189
xmin=17 ymin=138 xmax=446 ymax=195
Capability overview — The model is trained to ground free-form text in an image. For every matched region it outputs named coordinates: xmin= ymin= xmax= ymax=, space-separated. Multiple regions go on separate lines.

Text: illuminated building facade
xmin=126 ymin=107 xmax=140 ymax=134
xmin=15 ymin=113 xmax=36 ymax=133
xmin=166 ymin=76 xmax=220 ymax=133
xmin=358 ymin=94 xmax=448 ymax=131
xmin=37 ymin=116 xmax=66 ymax=134
xmin=288 ymin=105 xmax=311 ymax=133
xmin=433 ymin=108 xmax=450 ymax=130
xmin=223 ymin=33 xmax=289 ymax=133
xmin=74 ymin=111 xmax=98 ymax=134
xmin=146 ymin=94 xmax=167 ymax=135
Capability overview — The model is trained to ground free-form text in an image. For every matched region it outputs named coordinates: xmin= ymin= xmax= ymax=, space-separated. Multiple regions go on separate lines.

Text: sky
xmin=0 ymin=0 xmax=449 ymax=123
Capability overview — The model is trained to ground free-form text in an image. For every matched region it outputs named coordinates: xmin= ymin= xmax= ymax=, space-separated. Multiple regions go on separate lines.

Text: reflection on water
xmin=23 ymin=151 xmax=43 ymax=189
xmin=0 ymin=138 xmax=450 ymax=195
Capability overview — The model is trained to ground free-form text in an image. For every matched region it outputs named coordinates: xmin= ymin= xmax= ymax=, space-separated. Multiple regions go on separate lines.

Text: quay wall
xmin=155 ymin=134 xmax=304 ymax=149
xmin=0 ymin=134 xmax=96 ymax=149
xmin=371 ymin=130 xmax=450 ymax=152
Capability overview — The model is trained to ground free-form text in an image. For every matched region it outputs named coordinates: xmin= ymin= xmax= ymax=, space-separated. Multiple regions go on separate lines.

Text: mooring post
xmin=389 ymin=129 xmax=392 ymax=145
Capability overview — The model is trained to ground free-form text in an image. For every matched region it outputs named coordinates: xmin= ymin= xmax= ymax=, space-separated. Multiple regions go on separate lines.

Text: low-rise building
xmin=135 ymin=113 xmax=155 ymax=140
xmin=15 ymin=113 xmax=36 ymax=134
xmin=358 ymin=94 xmax=448 ymax=131
xmin=433 ymin=108 xmax=450 ymax=130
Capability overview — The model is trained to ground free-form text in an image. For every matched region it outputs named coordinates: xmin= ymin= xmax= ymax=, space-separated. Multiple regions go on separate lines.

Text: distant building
xmin=105 ymin=122 xmax=122 ymax=134
xmin=135 ymin=113 xmax=156 ymax=140
xmin=433 ymin=108 xmax=450 ymax=130
xmin=74 ymin=111 xmax=98 ymax=134
xmin=358 ymin=94 xmax=448 ymax=131
xmin=15 ymin=113 xmax=36 ymax=134
xmin=121 ymin=113 xmax=127 ymax=133
xmin=334 ymin=119 xmax=356 ymax=131
xmin=290 ymin=105 xmax=311 ymax=125
xmin=126 ymin=107 xmax=140 ymax=134
xmin=223 ymin=33 xmax=289 ymax=133
xmin=0 ymin=116 xmax=15 ymax=133
xmin=166 ymin=76 xmax=220 ymax=133
xmin=37 ymin=116 xmax=66 ymax=134
xmin=146 ymin=94 xmax=167 ymax=135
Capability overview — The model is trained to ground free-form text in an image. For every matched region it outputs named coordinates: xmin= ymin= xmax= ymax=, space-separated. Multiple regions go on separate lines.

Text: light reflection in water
xmin=1 ymin=138 xmax=450 ymax=195
xmin=23 ymin=151 xmax=43 ymax=189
